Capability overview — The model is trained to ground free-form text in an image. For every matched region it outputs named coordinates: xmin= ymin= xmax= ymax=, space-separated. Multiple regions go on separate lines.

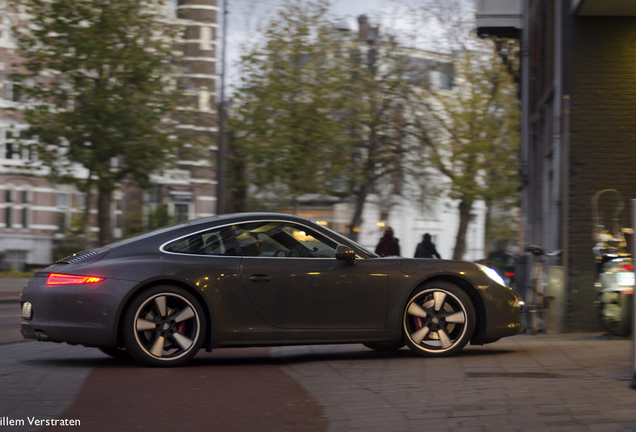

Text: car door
xmin=234 ymin=220 xmax=389 ymax=329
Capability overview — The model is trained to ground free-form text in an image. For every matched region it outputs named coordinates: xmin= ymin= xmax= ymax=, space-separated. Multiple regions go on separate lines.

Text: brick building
xmin=0 ymin=0 xmax=219 ymax=269
xmin=477 ymin=0 xmax=636 ymax=331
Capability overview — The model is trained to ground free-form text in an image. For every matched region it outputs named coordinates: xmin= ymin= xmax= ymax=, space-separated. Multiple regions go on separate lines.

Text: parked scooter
xmin=592 ymin=189 xmax=634 ymax=337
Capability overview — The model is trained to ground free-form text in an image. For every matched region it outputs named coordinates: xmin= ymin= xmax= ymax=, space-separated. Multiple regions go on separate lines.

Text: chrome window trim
xmin=159 ymin=219 xmax=364 ymax=259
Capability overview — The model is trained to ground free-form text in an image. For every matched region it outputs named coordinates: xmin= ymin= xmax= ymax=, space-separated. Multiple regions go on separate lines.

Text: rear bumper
xmin=20 ymin=275 xmax=138 ymax=347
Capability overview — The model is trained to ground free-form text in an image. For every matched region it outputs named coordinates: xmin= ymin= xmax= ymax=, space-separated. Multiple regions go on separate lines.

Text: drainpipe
xmin=521 ymin=0 xmax=530 ymax=286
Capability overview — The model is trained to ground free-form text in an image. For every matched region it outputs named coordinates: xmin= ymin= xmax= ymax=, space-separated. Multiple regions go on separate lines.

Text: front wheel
xmin=403 ymin=281 xmax=476 ymax=357
xmin=123 ymin=285 xmax=206 ymax=367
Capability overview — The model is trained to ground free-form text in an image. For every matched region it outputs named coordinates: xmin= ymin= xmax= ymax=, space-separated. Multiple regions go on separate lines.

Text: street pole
xmin=216 ymin=0 xmax=228 ymax=215
xmin=632 ymin=199 xmax=636 ymax=389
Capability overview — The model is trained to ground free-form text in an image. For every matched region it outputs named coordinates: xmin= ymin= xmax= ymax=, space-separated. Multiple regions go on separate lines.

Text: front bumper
xmin=479 ymin=283 xmax=524 ymax=344
xmin=20 ymin=275 xmax=138 ymax=347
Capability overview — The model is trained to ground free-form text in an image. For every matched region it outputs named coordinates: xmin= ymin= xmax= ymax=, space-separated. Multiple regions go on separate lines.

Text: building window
xmin=56 ymin=193 xmax=69 ymax=208
xmin=21 ymin=190 xmax=28 ymax=204
xmin=76 ymin=193 xmax=86 ymax=208
xmin=56 ymin=212 xmax=66 ymax=233
xmin=21 ymin=208 xmax=28 ymax=229
xmin=5 ymin=190 xmax=11 ymax=203
xmin=175 ymin=204 xmax=189 ymax=223
xmin=198 ymin=89 xmax=210 ymax=112
xmin=5 ymin=142 xmax=14 ymax=159
xmin=1 ymin=129 xmax=36 ymax=161
xmin=5 ymin=250 xmax=27 ymax=271
xmin=5 ymin=206 xmax=11 ymax=228
xmin=200 ymin=26 xmax=211 ymax=50
xmin=4 ymin=77 xmax=23 ymax=103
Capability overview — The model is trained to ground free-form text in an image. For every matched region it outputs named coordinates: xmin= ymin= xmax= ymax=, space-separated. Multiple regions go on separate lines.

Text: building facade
xmin=477 ymin=0 xmax=636 ymax=331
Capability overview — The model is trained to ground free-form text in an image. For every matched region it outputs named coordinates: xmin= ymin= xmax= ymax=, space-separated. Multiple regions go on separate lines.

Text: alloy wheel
xmin=403 ymin=282 xmax=475 ymax=356
xmin=124 ymin=286 xmax=205 ymax=367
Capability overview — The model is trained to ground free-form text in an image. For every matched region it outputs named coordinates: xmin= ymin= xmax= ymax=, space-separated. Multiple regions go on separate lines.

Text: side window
xmin=233 ymin=221 xmax=337 ymax=258
xmin=164 ymin=226 xmax=242 ymax=256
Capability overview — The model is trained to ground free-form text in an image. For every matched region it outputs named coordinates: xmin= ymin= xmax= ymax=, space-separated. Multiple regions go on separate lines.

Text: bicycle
xmin=524 ymin=246 xmax=560 ymax=335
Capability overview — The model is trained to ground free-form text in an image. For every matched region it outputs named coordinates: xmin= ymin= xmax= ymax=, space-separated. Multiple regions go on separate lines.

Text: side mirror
xmin=335 ymin=244 xmax=356 ymax=266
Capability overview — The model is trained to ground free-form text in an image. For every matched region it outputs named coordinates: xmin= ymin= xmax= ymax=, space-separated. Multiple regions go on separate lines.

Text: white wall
xmin=357 ymin=194 xmax=486 ymax=262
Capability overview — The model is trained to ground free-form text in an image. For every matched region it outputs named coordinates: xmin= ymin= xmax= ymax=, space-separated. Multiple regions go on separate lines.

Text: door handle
xmin=248 ymin=274 xmax=272 ymax=283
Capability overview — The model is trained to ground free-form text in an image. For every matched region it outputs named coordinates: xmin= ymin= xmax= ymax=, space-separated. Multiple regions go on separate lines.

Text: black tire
xmin=97 ymin=346 xmax=130 ymax=359
xmin=363 ymin=341 xmax=405 ymax=352
xmin=122 ymin=285 xmax=206 ymax=367
xmin=403 ymin=281 xmax=476 ymax=357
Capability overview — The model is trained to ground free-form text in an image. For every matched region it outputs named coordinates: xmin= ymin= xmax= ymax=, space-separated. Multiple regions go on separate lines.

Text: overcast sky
xmin=222 ymin=0 xmax=406 ymax=92
xmin=221 ymin=0 xmax=473 ymax=93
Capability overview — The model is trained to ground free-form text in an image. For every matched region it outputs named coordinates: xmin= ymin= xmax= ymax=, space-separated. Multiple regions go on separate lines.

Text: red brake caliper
xmin=414 ymin=317 xmax=424 ymax=329
xmin=177 ymin=322 xmax=186 ymax=334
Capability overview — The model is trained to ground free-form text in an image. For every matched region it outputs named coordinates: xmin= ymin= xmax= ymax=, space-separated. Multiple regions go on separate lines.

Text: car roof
xmin=188 ymin=212 xmax=311 ymax=227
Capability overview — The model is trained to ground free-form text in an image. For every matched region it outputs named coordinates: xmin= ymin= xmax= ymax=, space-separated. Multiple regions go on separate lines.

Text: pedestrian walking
xmin=414 ymin=233 xmax=441 ymax=259
xmin=375 ymin=226 xmax=400 ymax=257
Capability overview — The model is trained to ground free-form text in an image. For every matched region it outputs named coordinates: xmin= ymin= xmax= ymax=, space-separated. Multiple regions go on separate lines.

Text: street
xmin=0 ymin=301 xmax=22 ymax=343
xmin=2 ymin=330 xmax=636 ymax=432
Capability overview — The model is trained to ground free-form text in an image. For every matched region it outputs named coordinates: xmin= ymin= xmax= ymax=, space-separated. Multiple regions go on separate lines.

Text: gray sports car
xmin=21 ymin=212 xmax=524 ymax=367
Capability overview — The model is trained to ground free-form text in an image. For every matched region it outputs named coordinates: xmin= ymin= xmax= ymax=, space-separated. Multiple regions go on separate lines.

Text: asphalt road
xmin=2 ymin=334 xmax=636 ymax=432
xmin=0 ymin=301 xmax=22 ymax=343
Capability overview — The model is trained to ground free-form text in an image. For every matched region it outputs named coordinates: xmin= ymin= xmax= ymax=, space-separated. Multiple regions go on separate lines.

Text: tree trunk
xmin=82 ymin=187 xmax=93 ymax=250
xmin=452 ymin=199 xmax=473 ymax=261
xmin=97 ymin=186 xmax=114 ymax=246
xmin=348 ymin=183 xmax=368 ymax=242
xmin=227 ymin=130 xmax=247 ymax=213
xmin=81 ymin=175 xmax=93 ymax=250
xmin=483 ymin=201 xmax=492 ymax=256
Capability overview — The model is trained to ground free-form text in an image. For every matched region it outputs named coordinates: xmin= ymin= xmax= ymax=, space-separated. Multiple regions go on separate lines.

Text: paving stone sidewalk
xmin=271 ymin=334 xmax=636 ymax=432
xmin=2 ymin=330 xmax=636 ymax=431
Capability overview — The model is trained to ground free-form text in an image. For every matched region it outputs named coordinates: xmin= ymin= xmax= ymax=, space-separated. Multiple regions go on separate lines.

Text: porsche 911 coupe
xmin=21 ymin=212 xmax=524 ymax=367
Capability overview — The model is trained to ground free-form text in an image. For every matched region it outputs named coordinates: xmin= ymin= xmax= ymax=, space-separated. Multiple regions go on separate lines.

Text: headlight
xmin=476 ymin=263 xmax=507 ymax=287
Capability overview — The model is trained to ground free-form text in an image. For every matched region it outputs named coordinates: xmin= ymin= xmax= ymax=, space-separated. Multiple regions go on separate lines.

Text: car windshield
xmin=318 ymin=224 xmax=378 ymax=257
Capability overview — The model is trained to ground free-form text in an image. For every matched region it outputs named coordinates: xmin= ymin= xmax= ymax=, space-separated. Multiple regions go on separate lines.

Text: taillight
xmin=504 ymin=272 xmax=515 ymax=277
xmin=620 ymin=264 xmax=634 ymax=272
xmin=47 ymin=273 xmax=105 ymax=286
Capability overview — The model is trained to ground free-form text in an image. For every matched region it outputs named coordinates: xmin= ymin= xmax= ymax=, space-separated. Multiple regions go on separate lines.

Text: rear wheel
xmin=403 ymin=281 xmax=475 ymax=357
xmin=123 ymin=285 xmax=206 ymax=367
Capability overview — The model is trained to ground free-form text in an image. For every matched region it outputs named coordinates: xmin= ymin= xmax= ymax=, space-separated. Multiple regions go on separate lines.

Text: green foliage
xmin=230 ymin=0 xmax=419 ymax=238
xmin=231 ymin=0 xmax=357 ymax=207
xmin=122 ymin=200 xmax=144 ymax=238
xmin=147 ymin=204 xmax=173 ymax=230
xmin=404 ymin=35 xmax=521 ymax=259
xmin=0 ymin=269 xmax=40 ymax=278
xmin=11 ymin=0 xmax=181 ymax=245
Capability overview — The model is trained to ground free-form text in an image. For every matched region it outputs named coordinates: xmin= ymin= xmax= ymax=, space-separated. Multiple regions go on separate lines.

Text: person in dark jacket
xmin=375 ymin=226 xmax=400 ymax=256
xmin=414 ymin=233 xmax=441 ymax=259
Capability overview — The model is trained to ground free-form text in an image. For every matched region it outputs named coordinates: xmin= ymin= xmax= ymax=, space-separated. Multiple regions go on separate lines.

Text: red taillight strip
xmin=47 ymin=273 xmax=105 ymax=286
